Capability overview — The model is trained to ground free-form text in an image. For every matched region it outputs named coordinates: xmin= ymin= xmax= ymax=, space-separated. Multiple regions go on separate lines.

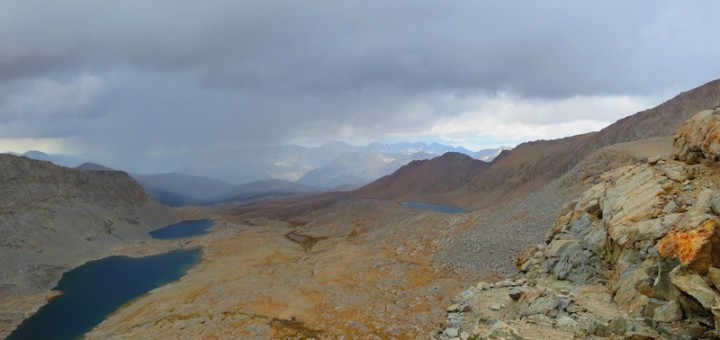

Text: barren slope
xmin=354 ymin=152 xmax=489 ymax=202
xmin=455 ymin=78 xmax=720 ymax=209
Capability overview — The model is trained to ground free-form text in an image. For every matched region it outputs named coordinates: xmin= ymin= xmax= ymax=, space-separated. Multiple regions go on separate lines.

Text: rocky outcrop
xmin=435 ymin=108 xmax=720 ymax=339
xmin=673 ymin=106 xmax=720 ymax=163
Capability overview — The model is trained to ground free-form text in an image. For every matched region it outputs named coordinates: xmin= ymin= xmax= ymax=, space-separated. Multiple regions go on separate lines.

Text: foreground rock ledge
xmin=435 ymin=108 xmax=720 ymax=339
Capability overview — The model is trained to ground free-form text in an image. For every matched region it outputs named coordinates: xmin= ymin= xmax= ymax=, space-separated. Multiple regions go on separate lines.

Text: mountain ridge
xmin=354 ymin=152 xmax=489 ymax=201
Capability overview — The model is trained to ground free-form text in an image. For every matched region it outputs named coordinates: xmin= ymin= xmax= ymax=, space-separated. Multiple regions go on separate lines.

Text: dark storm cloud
xmin=4 ymin=1 xmax=716 ymax=96
xmin=1 ymin=0 xmax=719 ymax=172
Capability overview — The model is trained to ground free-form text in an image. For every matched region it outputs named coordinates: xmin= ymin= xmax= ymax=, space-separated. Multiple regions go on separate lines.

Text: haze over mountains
xmin=173 ymin=141 xmax=482 ymax=184
xmin=17 ymin=142 xmax=508 ymax=206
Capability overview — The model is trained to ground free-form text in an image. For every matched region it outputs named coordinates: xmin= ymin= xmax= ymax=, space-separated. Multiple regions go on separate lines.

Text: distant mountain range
xmin=353 ymin=78 xmax=720 ymax=210
xmin=297 ymin=151 xmax=436 ymax=189
xmin=475 ymin=146 xmax=513 ymax=162
xmin=175 ymin=141 xmax=494 ymax=185
xmin=16 ymin=143 xmax=509 ymax=205
xmin=131 ymin=173 xmax=318 ymax=207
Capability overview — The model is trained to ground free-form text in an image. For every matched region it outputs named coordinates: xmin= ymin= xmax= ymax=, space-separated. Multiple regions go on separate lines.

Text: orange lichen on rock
xmin=658 ymin=219 xmax=720 ymax=273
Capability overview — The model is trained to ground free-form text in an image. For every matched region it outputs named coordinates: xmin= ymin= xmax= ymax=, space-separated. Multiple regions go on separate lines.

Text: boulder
xmin=708 ymin=267 xmax=720 ymax=291
xmin=647 ymin=155 xmax=662 ymax=165
xmin=710 ymin=193 xmax=720 ymax=215
xmin=713 ymin=307 xmax=720 ymax=335
xmin=508 ymin=287 xmax=530 ymax=301
xmin=673 ymin=108 xmax=720 ymax=162
xmin=670 ymin=266 xmax=720 ymax=309
xmin=652 ymin=300 xmax=683 ymax=323
xmin=481 ymin=321 xmax=522 ymax=339
xmin=444 ymin=327 xmax=459 ymax=337
xmin=711 ymin=193 xmax=720 ymax=216
xmin=513 ymin=287 xmax=573 ymax=319
xmin=556 ymin=315 xmax=577 ymax=327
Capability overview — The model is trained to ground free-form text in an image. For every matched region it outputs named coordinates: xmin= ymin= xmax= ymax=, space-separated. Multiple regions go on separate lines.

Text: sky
xmin=1 ymin=1 xmax=719 ymax=172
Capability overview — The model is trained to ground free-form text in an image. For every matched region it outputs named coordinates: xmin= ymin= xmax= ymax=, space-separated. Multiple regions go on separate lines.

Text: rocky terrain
xmin=434 ymin=107 xmax=720 ymax=339
xmin=0 ymin=155 xmax=176 ymax=338
xmin=86 ymin=199 xmax=475 ymax=338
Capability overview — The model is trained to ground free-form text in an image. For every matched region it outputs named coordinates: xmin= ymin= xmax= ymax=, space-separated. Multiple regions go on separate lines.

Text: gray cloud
xmin=1 ymin=1 xmax=719 ymax=172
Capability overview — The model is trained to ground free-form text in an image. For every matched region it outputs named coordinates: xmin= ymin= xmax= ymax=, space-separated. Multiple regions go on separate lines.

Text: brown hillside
xmin=354 ymin=152 xmax=488 ymax=201
xmin=463 ymin=133 xmax=594 ymax=208
xmin=459 ymin=78 xmax=720 ymax=209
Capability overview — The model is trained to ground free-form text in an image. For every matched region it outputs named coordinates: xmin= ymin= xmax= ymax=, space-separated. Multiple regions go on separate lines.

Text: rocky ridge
xmin=355 ymin=152 xmax=489 ymax=201
xmin=434 ymin=107 xmax=720 ymax=339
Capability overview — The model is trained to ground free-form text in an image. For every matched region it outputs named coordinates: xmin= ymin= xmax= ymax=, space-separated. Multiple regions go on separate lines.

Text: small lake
xmin=7 ymin=249 xmax=201 ymax=340
xmin=401 ymin=201 xmax=466 ymax=214
xmin=149 ymin=219 xmax=214 ymax=240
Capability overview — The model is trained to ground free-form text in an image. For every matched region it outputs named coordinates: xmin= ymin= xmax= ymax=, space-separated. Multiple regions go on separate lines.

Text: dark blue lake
xmin=7 ymin=249 xmax=201 ymax=340
xmin=401 ymin=201 xmax=466 ymax=214
xmin=149 ymin=219 xmax=214 ymax=240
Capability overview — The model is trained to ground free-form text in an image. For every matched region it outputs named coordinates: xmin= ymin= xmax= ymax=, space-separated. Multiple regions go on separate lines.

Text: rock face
xmin=436 ymin=109 xmax=720 ymax=339
xmin=674 ymin=106 xmax=720 ymax=163
xmin=520 ymin=109 xmax=720 ymax=336
xmin=0 ymin=154 xmax=175 ymax=337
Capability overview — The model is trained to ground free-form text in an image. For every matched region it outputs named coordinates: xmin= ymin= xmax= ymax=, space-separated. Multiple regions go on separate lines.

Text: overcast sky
xmin=1 ymin=1 xmax=719 ymax=172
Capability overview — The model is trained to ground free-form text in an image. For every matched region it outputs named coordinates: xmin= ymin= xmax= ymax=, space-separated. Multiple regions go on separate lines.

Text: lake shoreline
xmin=7 ymin=249 xmax=202 ymax=340
xmin=1 ymin=213 xmax=228 ymax=339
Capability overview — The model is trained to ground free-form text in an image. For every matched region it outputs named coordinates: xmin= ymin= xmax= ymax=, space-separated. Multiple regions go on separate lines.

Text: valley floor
xmin=87 ymin=204 xmax=473 ymax=338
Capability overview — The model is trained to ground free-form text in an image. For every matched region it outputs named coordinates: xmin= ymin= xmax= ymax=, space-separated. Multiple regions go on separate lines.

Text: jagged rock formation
xmin=0 ymin=154 xmax=175 ymax=338
xmin=435 ymin=107 xmax=720 ymax=339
